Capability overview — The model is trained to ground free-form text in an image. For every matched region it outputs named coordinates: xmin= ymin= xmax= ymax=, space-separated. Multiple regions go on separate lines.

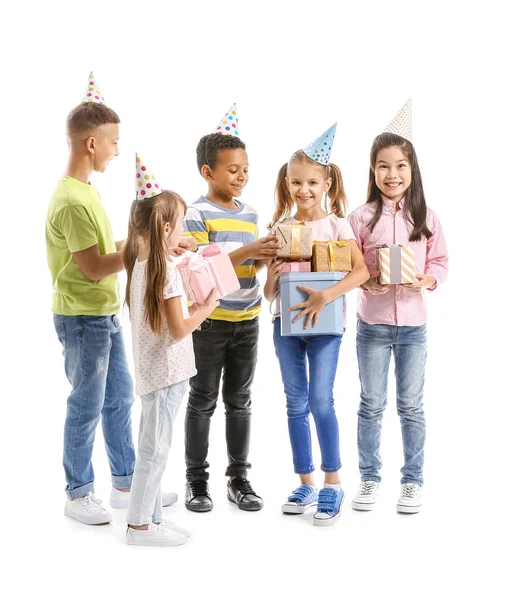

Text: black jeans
xmin=185 ymin=317 xmax=259 ymax=482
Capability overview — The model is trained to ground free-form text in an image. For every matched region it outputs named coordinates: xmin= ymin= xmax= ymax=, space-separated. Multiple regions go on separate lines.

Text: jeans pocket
xmin=55 ymin=319 xmax=67 ymax=349
xmin=198 ymin=318 xmax=213 ymax=332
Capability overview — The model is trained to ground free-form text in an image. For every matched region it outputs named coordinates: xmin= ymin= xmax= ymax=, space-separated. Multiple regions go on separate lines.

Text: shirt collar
xmin=380 ymin=194 xmax=405 ymax=214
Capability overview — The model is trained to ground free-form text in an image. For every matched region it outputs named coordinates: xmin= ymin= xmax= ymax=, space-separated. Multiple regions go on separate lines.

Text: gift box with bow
xmin=375 ymin=244 xmax=416 ymax=284
xmin=177 ymin=245 xmax=240 ymax=304
xmin=312 ymin=240 xmax=352 ymax=272
xmin=276 ymin=223 xmax=313 ymax=260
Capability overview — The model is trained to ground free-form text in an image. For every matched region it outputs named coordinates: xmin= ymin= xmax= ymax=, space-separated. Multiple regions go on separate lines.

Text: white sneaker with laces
xmin=110 ymin=488 xmax=178 ymax=509
xmin=126 ymin=523 xmax=187 ymax=547
xmin=351 ymin=481 xmax=380 ymax=511
xmin=64 ymin=492 xmax=113 ymax=525
xmin=158 ymin=519 xmax=192 ymax=538
xmin=397 ymin=483 xmax=422 ymax=513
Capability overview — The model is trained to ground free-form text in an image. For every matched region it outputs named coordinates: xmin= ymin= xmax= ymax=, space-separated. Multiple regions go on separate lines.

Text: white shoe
xmin=126 ymin=523 xmax=186 ymax=547
xmin=351 ymin=481 xmax=380 ymax=511
xmin=110 ymin=488 xmax=178 ymax=509
xmin=158 ymin=519 xmax=192 ymax=538
xmin=397 ymin=483 xmax=422 ymax=513
xmin=64 ymin=492 xmax=113 ymax=525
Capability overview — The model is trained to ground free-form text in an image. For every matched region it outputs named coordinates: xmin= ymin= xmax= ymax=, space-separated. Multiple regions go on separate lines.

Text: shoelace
xmin=288 ymin=484 xmax=315 ymax=503
xmin=190 ymin=481 xmax=209 ymax=497
xmin=232 ymin=478 xmax=256 ymax=495
xmin=78 ymin=493 xmax=103 ymax=512
xmin=401 ymin=484 xmax=419 ymax=499
xmin=317 ymin=489 xmax=339 ymax=513
xmin=360 ymin=482 xmax=377 ymax=496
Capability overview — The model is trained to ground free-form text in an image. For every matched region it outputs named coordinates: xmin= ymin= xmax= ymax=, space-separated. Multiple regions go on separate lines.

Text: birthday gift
xmin=276 ymin=223 xmax=313 ymax=260
xmin=177 ymin=245 xmax=240 ymax=304
xmin=312 ymin=240 xmax=352 ymax=272
xmin=376 ymin=244 xmax=416 ymax=284
xmin=280 ymin=261 xmax=311 ymax=274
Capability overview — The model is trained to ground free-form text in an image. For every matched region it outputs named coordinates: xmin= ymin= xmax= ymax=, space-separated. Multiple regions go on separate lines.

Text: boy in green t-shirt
xmin=46 ymin=79 xmax=182 ymax=525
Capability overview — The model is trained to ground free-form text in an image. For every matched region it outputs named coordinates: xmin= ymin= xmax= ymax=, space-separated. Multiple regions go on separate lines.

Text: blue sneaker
xmin=282 ymin=484 xmax=318 ymax=514
xmin=313 ymin=487 xmax=344 ymax=526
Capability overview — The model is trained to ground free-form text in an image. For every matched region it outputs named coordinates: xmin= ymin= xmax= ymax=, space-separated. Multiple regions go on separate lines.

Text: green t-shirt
xmin=46 ymin=176 xmax=120 ymax=316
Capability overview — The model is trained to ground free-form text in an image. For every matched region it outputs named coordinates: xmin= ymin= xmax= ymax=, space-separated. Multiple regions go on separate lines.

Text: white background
xmin=2 ymin=1 xmax=504 ymax=598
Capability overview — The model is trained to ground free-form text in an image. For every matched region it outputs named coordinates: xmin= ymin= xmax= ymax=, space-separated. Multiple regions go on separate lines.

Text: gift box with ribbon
xmin=177 ymin=245 xmax=240 ymax=304
xmin=276 ymin=223 xmax=313 ymax=260
xmin=375 ymin=244 xmax=416 ymax=284
xmin=280 ymin=261 xmax=311 ymax=274
xmin=312 ymin=240 xmax=352 ymax=272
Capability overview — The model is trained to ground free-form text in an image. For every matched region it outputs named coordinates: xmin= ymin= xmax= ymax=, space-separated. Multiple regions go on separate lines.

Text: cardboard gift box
xmin=276 ymin=223 xmax=313 ymax=260
xmin=177 ymin=245 xmax=240 ymax=304
xmin=376 ymin=244 xmax=416 ymax=284
xmin=278 ymin=272 xmax=345 ymax=336
xmin=312 ymin=240 xmax=352 ymax=272
xmin=280 ymin=261 xmax=311 ymax=274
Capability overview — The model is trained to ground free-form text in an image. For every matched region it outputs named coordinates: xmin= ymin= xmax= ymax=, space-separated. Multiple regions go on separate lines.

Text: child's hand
xmin=267 ymin=258 xmax=285 ymax=280
xmin=247 ymin=236 xmax=280 ymax=260
xmin=202 ymin=288 xmax=220 ymax=316
xmin=404 ymin=274 xmax=436 ymax=294
xmin=289 ymin=286 xmax=330 ymax=329
xmin=362 ymin=272 xmax=389 ymax=295
xmin=178 ymin=236 xmax=197 ymax=252
xmin=167 ymin=246 xmax=185 ymax=257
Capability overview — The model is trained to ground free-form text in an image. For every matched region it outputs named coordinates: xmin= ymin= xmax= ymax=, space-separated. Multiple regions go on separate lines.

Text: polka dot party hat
xmin=83 ymin=72 xmax=105 ymax=104
xmin=135 ymin=154 xmax=163 ymax=200
xmin=303 ymin=123 xmax=337 ymax=165
xmin=384 ymin=98 xmax=412 ymax=142
xmin=215 ymin=104 xmax=239 ymax=136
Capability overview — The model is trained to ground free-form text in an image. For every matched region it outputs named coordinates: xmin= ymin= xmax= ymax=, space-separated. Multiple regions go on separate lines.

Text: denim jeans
xmin=185 ymin=318 xmax=258 ymax=482
xmin=356 ymin=317 xmax=427 ymax=485
xmin=53 ymin=314 xmax=136 ymax=499
xmin=273 ymin=318 xmax=343 ymax=475
xmin=127 ymin=380 xmax=188 ymax=526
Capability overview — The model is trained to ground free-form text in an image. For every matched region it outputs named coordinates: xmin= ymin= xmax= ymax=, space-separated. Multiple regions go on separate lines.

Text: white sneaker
xmin=126 ymin=523 xmax=187 ymax=547
xmin=110 ymin=488 xmax=178 ymax=509
xmin=64 ymin=492 xmax=113 ymax=525
xmin=397 ymin=483 xmax=422 ymax=513
xmin=158 ymin=519 xmax=192 ymax=538
xmin=351 ymin=481 xmax=380 ymax=511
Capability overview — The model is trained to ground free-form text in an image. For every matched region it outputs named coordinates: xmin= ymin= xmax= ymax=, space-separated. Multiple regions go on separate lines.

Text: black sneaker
xmin=185 ymin=480 xmax=213 ymax=513
xmin=227 ymin=478 xmax=264 ymax=511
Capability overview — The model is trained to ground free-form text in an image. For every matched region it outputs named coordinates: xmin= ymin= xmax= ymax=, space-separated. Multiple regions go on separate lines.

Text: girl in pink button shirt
xmin=348 ymin=131 xmax=448 ymax=514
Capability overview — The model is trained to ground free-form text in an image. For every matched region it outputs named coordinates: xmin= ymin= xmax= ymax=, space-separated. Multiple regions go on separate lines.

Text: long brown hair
xmin=367 ymin=132 xmax=432 ymax=242
xmin=124 ymin=190 xmax=187 ymax=335
xmin=269 ymin=150 xmax=347 ymax=227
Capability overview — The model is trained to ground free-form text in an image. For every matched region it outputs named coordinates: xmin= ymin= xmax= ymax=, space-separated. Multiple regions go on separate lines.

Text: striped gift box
xmin=376 ymin=244 xmax=416 ymax=284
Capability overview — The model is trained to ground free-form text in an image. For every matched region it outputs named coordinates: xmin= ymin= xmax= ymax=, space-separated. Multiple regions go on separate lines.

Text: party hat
xmin=215 ymin=104 xmax=239 ymax=136
xmin=384 ymin=98 xmax=412 ymax=142
xmin=303 ymin=123 xmax=337 ymax=165
xmin=135 ymin=154 xmax=163 ymax=200
xmin=83 ymin=72 xmax=105 ymax=104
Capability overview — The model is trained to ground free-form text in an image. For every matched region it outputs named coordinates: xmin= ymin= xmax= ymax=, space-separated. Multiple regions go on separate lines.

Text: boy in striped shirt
xmin=184 ymin=133 xmax=278 ymax=512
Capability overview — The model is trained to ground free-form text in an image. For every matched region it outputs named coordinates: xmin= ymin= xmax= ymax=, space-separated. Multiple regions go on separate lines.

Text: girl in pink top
xmin=264 ymin=148 xmax=368 ymax=526
xmin=348 ymin=132 xmax=448 ymax=514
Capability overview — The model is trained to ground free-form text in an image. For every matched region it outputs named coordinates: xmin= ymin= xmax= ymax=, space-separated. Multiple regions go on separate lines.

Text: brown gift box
xmin=312 ymin=241 xmax=352 ymax=272
xmin=276 ymin=223 xmax=313 ymax=260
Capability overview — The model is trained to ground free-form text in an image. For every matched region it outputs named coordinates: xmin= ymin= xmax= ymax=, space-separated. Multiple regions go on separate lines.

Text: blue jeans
xmin=53 ymin=315 xmax=136 ymax=499
xmin=356 ymin=317 xmax=427 ymax=485
xmin=273 ymin=318 xmax=343 ymax=475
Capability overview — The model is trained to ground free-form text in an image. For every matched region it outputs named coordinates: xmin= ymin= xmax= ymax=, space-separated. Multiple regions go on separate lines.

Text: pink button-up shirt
xmin=348 ymin=197 xmax=448 ymax=326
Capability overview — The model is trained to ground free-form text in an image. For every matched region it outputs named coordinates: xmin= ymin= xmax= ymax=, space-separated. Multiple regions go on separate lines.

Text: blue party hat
xmin=302 ymin=123 xmax=337 ymax=165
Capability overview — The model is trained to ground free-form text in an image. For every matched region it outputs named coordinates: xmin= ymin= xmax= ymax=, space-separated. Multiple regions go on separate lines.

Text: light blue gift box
xmin=277 ymin=272 xmax=345 ymax=336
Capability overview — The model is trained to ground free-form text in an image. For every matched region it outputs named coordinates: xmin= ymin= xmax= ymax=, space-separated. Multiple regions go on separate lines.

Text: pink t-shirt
xmin=270 ymin=213 xmax=356 ymax=318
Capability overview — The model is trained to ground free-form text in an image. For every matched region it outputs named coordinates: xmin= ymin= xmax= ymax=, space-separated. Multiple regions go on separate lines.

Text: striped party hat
xmin=384 ymin=98 xmax=412 ymax=142
xmin=303 ymin=123 xmax=337 ymax=165
xmin=83 ymin=72 xmax=105 ymax=104
xmin=135 ymin=154 xmax=163 ymax=200
xmin=215 ymin=104 xmax=239 ymax=136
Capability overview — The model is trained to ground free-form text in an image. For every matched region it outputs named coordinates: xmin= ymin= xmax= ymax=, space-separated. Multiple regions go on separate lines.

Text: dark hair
xmin=124 ymin=190 xmax=187 ymax=335
xmin=196 ymin=133 xmax=246 ymax=172
xmin=66 ymin=102 xmax=120 ymax=136
xmin=269 ymin=150 xmax=347 ymax=228
xmin=367 ymin=132 xmax=432 ymax=242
